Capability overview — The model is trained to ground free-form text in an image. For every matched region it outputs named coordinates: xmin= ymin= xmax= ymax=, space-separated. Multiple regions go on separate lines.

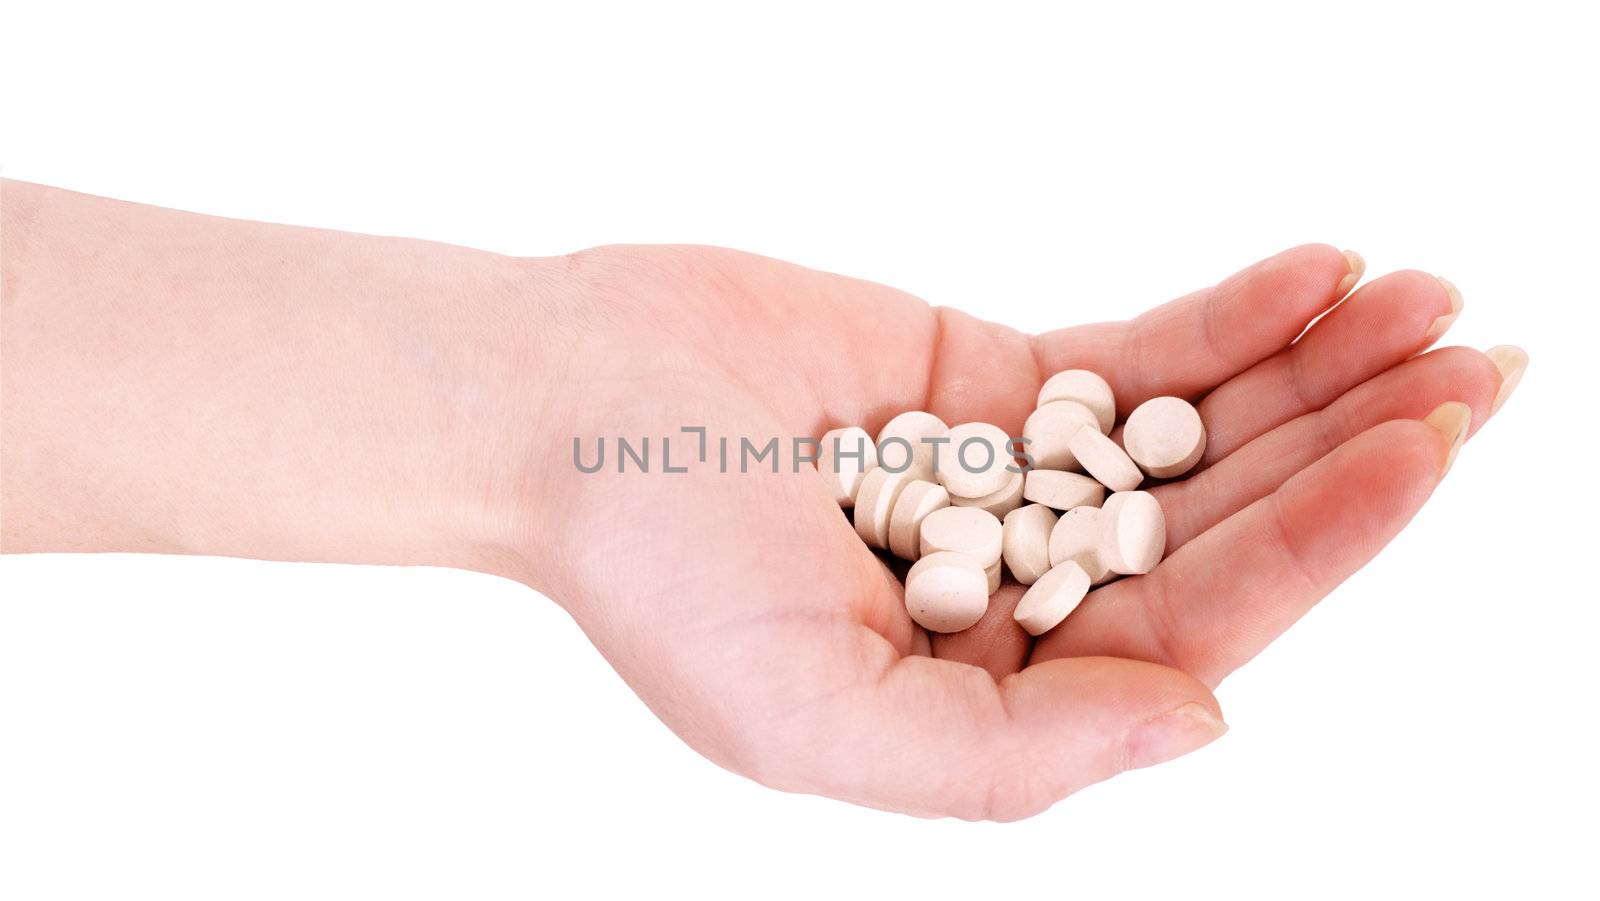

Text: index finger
xmin=1031 ymin=243 xmax=1359 ymax=416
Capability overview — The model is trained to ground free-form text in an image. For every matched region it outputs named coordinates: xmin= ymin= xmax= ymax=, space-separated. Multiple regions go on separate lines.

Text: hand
xmin=521 ymin=244 xmax=1520 ymax=820
xmin=0 ymin=185 xmax=1522 ymax=821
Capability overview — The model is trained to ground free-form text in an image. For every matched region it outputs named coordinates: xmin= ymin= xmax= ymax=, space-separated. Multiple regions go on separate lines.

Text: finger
xmin=759 ymin=625 xmax=1224 ymax=821
xmin=1157 ymin=346 xmax=1504 ymax=551
xmin=847 ymin=244 xmax=1354 ymax=440
xmin=928 ymin=581 xmax=1032 ymax=680
xmin=1033 ymin=411 xmax=1465 ymax=687
xmin=1031 ymin=244 xmax=1358 ymax=416
xmin=908 ymin=625 xmax=933 ymax=657
xmin=1196 ymin=270 xmax=1463 ymax=465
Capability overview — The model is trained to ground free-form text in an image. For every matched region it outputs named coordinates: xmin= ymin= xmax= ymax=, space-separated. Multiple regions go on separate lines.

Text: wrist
xmin=441 ymin=250 xmax=594 ymax=586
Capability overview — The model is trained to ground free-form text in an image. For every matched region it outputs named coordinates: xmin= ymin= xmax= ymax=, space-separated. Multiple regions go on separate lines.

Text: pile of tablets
xmin=817 ymin=370 xmax=1205 ymax=636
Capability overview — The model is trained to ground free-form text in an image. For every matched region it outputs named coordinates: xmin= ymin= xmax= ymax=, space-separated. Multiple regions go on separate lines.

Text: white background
xmin=3 ymin=1 xmax=1596 ymax=898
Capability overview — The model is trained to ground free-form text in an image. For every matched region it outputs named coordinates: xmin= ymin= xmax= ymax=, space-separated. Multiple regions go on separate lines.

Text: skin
xmin=0 ymin=180 xmax=1522 ymax=820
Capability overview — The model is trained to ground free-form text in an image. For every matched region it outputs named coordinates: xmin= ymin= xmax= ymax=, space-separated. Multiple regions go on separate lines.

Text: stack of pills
xmin=817 ymin=370 xmax=1206 ymax=637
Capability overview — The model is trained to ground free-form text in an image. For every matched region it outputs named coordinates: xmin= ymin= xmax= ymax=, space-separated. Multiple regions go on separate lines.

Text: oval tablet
xmin=1067 ymin=427 xmax=1142 ymax=492
xmin=1048 ymin=505 xmax=1112 ymax=584
xmin=1023 ymin=469 xmax=1106 ymax=511
xmin=854 ymin=466 xmax=915 ymax=549
xmin=816 ymin=426 xmax=878 ymax=507
xmin=1013 ymin=561 xmax=1091 ymax=636
xmin=876 ymin=411 xmax=949 ymax=482
xmin=1022 ymin=400 xmax=1098 ymax=471
xmin=905 ymin=551 xmax=989 ymax=633
xmin=919 ymin=505 xmax=1003 ymax=567
xmin=1002 ymin=503 xmax=1057 ymax=586
xmin=1099 ymin=490 xmax=1166 ymax=575
xmin=986 ymin=559 xmax=1001 ymax=594
xmin=938 ymin=422 xmax=1016 ymax=499
xmin=1036 ymin=370 xmax=1115 ymax=434
xmin=950 ymin=469 xmax=1024 ymax=518
xmin=1123 ymin=396 xmax=1206 ymax=479
xmin=887 ymin=479 xmax=950 ymax=560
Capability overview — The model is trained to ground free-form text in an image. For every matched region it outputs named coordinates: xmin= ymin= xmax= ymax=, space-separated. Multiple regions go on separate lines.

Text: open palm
xmin=527 ymin=244 xmax=1510 ymax=820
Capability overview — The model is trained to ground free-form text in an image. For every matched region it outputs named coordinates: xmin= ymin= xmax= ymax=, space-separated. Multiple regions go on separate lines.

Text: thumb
xmin=749 ymin=638 xmax=1226 ymax=821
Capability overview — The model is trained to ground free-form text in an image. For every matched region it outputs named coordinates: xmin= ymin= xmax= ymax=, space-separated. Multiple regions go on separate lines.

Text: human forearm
xmin=0 ymin=181 xmax=568 ymax=578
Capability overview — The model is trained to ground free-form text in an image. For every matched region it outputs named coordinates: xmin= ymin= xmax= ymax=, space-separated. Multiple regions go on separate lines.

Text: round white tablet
xmin=1099 ymin=490 xmax=1166 ymax=575
xmin=905 ymin=551 xmax=990 ymax=633
xmin=853 ymin=466 xmax=915 ymax=549
xmin=919 ymin=505 xmax=1003 ymax=566
xmin=1048 ymin=505 xmax=1112 ymax=584
xmin=1002 ymin=503 xmax=1057 ymax=586
xmin=950 ymin=469 xmax=1025 ymax=518
xmin=986 ymin=558 xmax=1001 ymax=594
xmin=1013 ymin=561 xmax=1091 ymax=636
xmin=816 ymin=426 xmax=878 ymax=507
xmin=937 ymin=422 xmax=1016 ymax=499
xmin=876 ymin=411 xmax=949 ymax=482
xmin=1022 ymin=400 xmax=1098 ymax=471
xmin=1022 ymin=469 xmax=1106 ymax=511
xmin=887 ymin=479 xmax=950 ymax=561
xmin=1036 ymin=369 xmax=1115 ymax=434
xmin=1067 ymin=426 xmax=1143 ymax=492
xmin=1123 ymin=396 xmax=1207 ymax=479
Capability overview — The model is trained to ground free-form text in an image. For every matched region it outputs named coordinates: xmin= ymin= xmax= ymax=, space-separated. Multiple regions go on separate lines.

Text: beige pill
xmin=1123 ymin=396 xmax=1207 ymax=479
xmin=1037 ymin=369 xmax=1115 ymax=434
xmin=938 ymin=422 xmax=1016 ymax=499
xmin=887 ymin=479 xmax=950 ymax=560
xmin=919 ymin=505 xmax=1003 ymax=567
xmin=1022 ymin=400 xmax=1098 ymax=471
xmin=854 ymin=467 xmax=915 ymax=549
xmin=1023 ymin=469 xmax=1106 ymax=511
xmin=816 ymin=426 xmax=878 ymax=507
xmin=876 ymin=411 xmax=949 ymax=482
xmin=1002 ymin=503 xmax=1057 ymax=586
xmin=1099 ymin=490 xmax=1166 ymax=575
xmin=1013 ymin=561 xmax=1091 ymax=636
xmin=1048 ymin=505 xmax=1113 ymax=584
xmin=905 ymin=551 xmax=990 ymax=633
xmin=1067 ymin=426 xmax=1143 ymax=492
xmin=950 ymin=469 xmax=1025 ymax=518
xmin=986 ymin=559 xmax=1001 ymax=594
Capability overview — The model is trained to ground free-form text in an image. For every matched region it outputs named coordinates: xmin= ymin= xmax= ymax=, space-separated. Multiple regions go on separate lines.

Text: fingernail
xmin=1424 ymin=276 xmax=1464 ymax=344
xmin=1485 ymin=345 xmax=1529 ymax=415
xmin=1422 ymin=401 xmax=1472 ymax=476
xmin=1336 ymin=249 xmax=1365 ymax=296
xmin=1121 ymin=701 xmax=1228 ymax=771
